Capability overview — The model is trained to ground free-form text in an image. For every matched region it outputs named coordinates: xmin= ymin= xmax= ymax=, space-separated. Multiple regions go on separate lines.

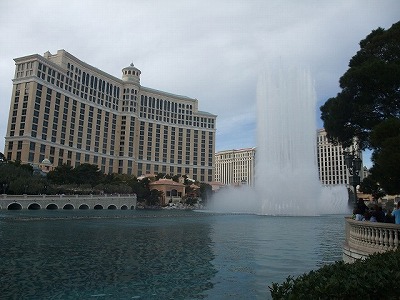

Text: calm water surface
xmin=0 ymin=210 xmax=345 ymax=299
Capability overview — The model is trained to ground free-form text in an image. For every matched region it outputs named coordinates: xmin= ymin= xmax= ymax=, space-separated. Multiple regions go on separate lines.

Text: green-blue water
xmin=0 ymin=210 xmax=345 ymax=299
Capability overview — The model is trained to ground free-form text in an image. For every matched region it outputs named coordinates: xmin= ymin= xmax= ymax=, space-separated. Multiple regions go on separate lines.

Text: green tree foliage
xmin=8 ymin=176 xmax=47 ymax=195
xmin=8 ymin=160 xmax=34 ymax=173
xmin=48 ymin=163 xmax=103 ymax=187
xmin=0 ymin=161 xmax=46 ymax=194
xmin=73 ymin=163 xmax=103 ymax=185
xmin=99 ymin=173 xmax=134 ymax=194
xmin=320 ymin=21 xmax=400 ymax=149
xmin=147 ymin=189 xmax=163 ymax=206
xmin=185 ymin=184 xmax=198 ymax=197
xmin=132 ymin=177 xmax=151 ymax=202
xmin=369 ymin=118 xmax=400 ymax=194
xmin=359 ymin=176 xmax=386 ymax=201
xmin=0 ymin=163 xmax=31 ymax=185
xmin=155 ymin=173 xmax=166 ymax=180
xmin=95 ymin=183 xmax=132 ymax=194
xmin=269 ymin=249 xmax=400 ymax=299
xmin=172 ymin=174 xmax=180 ymax=182
xmin=185 ymin=196 xmax=198 ymax=206
xmin=103 ymin=173 xmax=134 ymax=185
xmin=199 ymin=182 xmax=212 ymax=205
xmin=47 ymin=164 xmax=74 ymax=184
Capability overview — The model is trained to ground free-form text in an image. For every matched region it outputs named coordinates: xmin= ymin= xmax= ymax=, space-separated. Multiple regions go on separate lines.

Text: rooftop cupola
xmin=122 ymin=63 xmax=141 ymax=84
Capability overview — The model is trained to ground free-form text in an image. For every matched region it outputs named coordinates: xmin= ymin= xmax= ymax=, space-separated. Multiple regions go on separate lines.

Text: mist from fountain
xmin=210 ymin=65 xmax=350 ymax=216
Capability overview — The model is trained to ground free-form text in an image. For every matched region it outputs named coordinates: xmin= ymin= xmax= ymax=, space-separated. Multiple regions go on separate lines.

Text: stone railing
xmin=343 ymin=217 xmax=400 ymax=263
xmin=0 ymin=194 xmax=137 ymax=210
xmin=0 ymin=194 xmax=133 ymax=200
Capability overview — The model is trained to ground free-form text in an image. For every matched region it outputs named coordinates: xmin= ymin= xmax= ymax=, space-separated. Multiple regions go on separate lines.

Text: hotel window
xmin=28 ymin=152 xmax=35 ymax=162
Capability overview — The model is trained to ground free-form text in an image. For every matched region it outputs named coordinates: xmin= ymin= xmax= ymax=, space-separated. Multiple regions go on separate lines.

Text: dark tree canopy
xmin=73 ymin=163 xmax=103 ymax=185
xmin=369 ymin=118 xmax=400 ymax=194
xmin=320 ymin=21 xmax=400 ymax=149
xmin=199 ymin=182 xmax=213 ymax=205
xmin=359 ymin=176 xmax=386 ymax=201
xmin=47 ymin=164 xmax=74 ymax=184
xmin=1 ymin=156 xmax=214 ymax=198
xmin=48 ymin=163 xmax=103 ymax=186
xmin=0 ymin=161 xmax=48 ymax=195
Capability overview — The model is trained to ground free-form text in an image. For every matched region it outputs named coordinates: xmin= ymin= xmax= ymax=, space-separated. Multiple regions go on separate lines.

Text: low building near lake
xmin=149 ymin=179 xmax=186 ymax=206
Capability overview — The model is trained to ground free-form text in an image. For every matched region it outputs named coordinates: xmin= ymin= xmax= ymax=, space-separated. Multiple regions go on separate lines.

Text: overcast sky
xmin=0 ymin=0 xmax=399 ymax=168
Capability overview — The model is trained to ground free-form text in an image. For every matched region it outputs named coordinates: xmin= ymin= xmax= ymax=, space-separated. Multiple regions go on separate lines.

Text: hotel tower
xmin=214 ymin=147 xmax=256 ymax=186
xmin=4 ymin=50 xmax=216 ymax=182
xmin=317 ymin=128 xmax=363 ymax=185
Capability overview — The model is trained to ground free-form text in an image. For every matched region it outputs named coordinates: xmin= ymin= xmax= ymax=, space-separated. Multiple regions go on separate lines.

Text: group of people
xmin=353 ymin=198 xmax=400 ymax=224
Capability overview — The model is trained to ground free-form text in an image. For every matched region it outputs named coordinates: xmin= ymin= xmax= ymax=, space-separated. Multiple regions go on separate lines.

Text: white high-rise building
xmin=214 ymin=148 xmax=255 ymax=186
xmin=317 ymin=128 xmax=363 ymax=185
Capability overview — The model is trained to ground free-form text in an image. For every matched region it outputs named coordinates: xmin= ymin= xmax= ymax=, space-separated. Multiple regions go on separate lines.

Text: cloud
xmin=0 ymin=0 xmax=399 ymax=168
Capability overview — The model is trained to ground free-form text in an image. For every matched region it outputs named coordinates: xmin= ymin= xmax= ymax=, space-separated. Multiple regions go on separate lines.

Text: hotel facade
xmin=317 ymin=128 xmax=363 ymax=185
xmin=214 ymin=148 xmax=256 ymax=186
xmin=4 ymin=50 xmax=216 ymax=182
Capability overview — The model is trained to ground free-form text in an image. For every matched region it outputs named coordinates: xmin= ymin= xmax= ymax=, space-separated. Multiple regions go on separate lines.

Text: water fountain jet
xmin=211 ymin=65 xmax=350 ymax=215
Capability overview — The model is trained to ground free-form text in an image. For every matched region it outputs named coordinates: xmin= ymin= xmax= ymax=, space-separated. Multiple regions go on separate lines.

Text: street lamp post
xmin=344 ymin=151 xmax=362 ymax=206
xmin=2 ymin=183 xmax=8 ymax=194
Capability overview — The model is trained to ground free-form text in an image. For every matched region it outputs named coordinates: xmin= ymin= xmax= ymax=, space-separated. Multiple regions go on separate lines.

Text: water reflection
xmin=0 ymin=211 xmax=217 ymax=299
xmin=314 ymin=215 xmax=345 ymax=266
xmin=206 ymin=214 xmax=345 ymax=299
xmin=0 ymin=211 xmax=345 ymax=299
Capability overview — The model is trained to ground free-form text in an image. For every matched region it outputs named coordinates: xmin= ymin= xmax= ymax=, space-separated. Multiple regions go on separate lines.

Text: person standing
xmin=392 ymin=201 xmax=400 ymax=224
xmin=356 ymin=198 xmax=368 ymax=215
xmin=384 ymin=209 xmax=395 ymax=223
xmin=373 ymin=205 xmax=385 ymax=222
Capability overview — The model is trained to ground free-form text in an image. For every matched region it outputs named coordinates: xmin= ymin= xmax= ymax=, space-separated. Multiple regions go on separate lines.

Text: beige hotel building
xmin=4 ymin=50 xmax=216 ymax=182
xmin=215 ymin=147 xmax=256 ymax=186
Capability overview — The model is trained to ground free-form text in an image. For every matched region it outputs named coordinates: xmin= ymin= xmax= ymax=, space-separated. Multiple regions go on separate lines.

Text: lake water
xmin=0 ymin=210 xmax=345 ymax=299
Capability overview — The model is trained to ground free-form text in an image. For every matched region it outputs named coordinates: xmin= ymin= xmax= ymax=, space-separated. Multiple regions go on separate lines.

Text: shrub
xmin=269 ymin=249 xmax=400 ymax=299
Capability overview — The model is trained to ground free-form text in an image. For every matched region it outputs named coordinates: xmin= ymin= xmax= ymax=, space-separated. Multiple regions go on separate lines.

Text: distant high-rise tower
xmin=317 ymin=128 xmax=363 ymax=185
xmin=214 ymin=148 xmax=256 ymax=186
xmin=4 ymin=50 xmax=217 ymax=182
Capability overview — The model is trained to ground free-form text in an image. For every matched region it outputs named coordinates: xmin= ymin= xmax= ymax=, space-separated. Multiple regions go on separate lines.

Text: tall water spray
xmin=211 ymin=65 xmax=350 ymax=215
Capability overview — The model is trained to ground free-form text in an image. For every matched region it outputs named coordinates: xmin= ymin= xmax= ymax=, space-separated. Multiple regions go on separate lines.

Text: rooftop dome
xmin=122 ymin=63 xmax=141 ymax=84
xmin=41 ymin=158 xmax=52 ymax=165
